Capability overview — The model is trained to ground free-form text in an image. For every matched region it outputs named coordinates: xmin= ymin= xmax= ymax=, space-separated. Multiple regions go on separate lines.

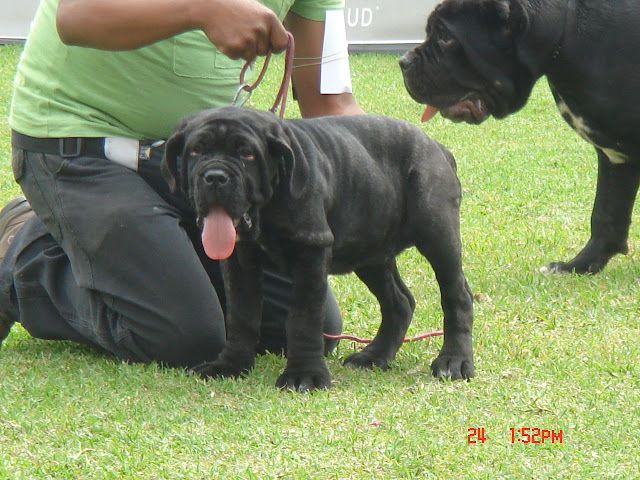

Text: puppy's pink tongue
xmin=201 ymin=207 xmax=236 ymax=260
xmin=421 ymin=105 xmax=440 ymax=122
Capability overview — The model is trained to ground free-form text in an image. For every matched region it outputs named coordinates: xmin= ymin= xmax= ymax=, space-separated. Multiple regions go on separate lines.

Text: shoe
xmin=0 ymin=196 xmax=34 ymax=346
xmin=0 ymin=196 xmax=34 ymax=263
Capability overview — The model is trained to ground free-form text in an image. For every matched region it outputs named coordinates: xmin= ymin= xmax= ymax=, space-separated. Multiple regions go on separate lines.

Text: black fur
xmin=162 ymin=106 xmax=474 ymax=391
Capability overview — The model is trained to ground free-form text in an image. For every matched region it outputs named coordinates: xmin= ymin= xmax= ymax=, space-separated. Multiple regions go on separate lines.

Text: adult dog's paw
xmin=191 ymin=359 xmax=248 ymax=380
xmin=539 ymin=261 xmax=572 ymax=274
xmin=431 ymin=353 xmax=474 ymax=380
xmin=540 ymin=256 xmax=609 ymax=275
xmin=275 ymin=366 xmax=332 ymax=392
xmin=343 ymin=351 xmax=390 ymax=371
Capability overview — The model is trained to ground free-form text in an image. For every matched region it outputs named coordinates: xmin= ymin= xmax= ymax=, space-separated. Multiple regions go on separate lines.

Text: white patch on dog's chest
xmin=556 ymin=99 xmax=593 ymax=140
xmin=600 ymin=147 xmax=628 ymax=165
xmin=555 ymin=97 xmax=629 ymax=165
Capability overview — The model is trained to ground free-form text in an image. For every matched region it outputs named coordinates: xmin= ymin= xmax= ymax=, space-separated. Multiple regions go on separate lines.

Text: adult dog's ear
xmin=267 ymin=124 xmax=309 ymax=199
xmin=161 ymin=120 xmax=188 ymax=194
xmin=478 ymin=0 xmax=511 ymax=24
xmin=441 ymin=0 xmax=529 ymax=84
xmin=477 ymin=0 xmax=529 ymax=37
xmin=442 ymin=0 xmax=529 ymax=71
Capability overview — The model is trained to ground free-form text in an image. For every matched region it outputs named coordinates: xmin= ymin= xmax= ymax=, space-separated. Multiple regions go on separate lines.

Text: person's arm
xmin=56 ymin=0 xmax=288 ymax=62
xmin=284 ymin=12 xmax=365 ymax=118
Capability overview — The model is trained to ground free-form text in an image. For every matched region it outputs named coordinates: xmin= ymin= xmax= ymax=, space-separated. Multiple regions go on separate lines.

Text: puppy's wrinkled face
xmin=185 ymin=122 xmax=261 ymax=218
xmin=399 ymin=0 xmax=528 ymax=124
xmin=163 ymin=109 xmax=285 ymax=260
xmin=189 ymin=121 xmax=268 ymax=259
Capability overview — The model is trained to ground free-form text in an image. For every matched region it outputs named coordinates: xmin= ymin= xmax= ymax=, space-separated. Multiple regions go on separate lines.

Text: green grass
xmin=1 ymin=45 xmax=639 ymax=479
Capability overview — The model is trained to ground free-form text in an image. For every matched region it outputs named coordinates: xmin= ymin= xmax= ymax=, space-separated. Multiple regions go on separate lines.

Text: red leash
xmin=324 ymin=330 xmax=444 ymax=344
xmin=232 ymin=32 xmax=295 ymax=118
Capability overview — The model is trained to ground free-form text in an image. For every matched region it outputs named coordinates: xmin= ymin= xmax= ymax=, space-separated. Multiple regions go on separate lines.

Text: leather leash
xmin=232 ymin=32 xmax=295 ymax=118
xmin=324 ymin=330 xmax=444 ymax=344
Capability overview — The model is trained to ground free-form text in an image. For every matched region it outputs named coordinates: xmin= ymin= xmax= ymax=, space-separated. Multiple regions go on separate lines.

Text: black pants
xmin=1 ymin=143 xmax=341 ymax=367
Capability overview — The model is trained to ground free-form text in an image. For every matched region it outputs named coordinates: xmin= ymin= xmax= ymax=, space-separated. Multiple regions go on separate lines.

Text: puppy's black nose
xmin=203 ymin=169 xmax=229 ymax=186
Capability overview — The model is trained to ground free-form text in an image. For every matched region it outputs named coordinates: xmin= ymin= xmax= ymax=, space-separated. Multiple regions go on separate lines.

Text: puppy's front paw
xmin=191 ymin=359 xmax=250 ymax=380
xmin=275 ymin=365 xmax=332 ymax=392
xmin=431 ymin=353 xmax=474 ymax=380
xmin=343 ymin=351 xmax=390 ymax=371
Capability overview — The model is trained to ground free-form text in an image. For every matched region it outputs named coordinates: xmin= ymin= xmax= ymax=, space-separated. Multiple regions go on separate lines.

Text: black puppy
xmin=400 ymin=0 xmax=640 ymax=274
xmin=162 ymin=106 xmax=473 ymax=391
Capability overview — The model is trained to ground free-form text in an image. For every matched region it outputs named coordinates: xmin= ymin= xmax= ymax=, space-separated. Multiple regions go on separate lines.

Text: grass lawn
xmin=1 ymin=44 xmax=638 ymax=479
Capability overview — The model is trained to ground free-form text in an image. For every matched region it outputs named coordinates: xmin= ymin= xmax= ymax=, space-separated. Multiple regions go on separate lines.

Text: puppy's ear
xmin=267 ymin=124 xmax=309 ymax=199
xmin=161 ymin=120 xmax=187 ymax=194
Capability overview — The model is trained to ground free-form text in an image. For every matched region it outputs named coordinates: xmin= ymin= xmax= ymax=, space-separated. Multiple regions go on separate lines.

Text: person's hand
xmin=195 ymin=0 xmax=289 ymax=62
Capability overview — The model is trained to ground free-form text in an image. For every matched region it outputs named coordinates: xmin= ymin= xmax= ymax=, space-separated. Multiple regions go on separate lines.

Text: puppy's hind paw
xmin=431 ymin=354 xmax=474 ymax=381
xmin=343 ymin=351 xmax=390 ymax=371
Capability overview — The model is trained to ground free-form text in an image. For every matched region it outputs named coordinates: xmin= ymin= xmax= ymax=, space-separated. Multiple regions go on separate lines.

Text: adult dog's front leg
xmin=275 ymin=246 xmax=332 ymax=392
xmin=542 ymin=149 xmax=640 ymax=274
xmin=192 ymin=244 xmax=263 ymax=379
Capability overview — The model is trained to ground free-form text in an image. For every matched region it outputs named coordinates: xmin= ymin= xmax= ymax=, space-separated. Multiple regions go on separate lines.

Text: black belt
xmin=11 ymin=130 xmax=110 ymax=158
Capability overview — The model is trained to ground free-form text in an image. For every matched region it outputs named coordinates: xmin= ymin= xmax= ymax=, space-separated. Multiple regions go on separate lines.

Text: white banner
xmin=345 ymin=0 xmax=440 ymax=47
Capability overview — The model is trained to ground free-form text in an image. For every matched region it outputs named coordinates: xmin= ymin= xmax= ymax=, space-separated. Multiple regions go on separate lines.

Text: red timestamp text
xmin=467 ymin=427 xmax=487 ymax=443
xmin=466 ymin=428 xmax=563 ymax=444
xmin=510 ymin=427 xmax=563 ymax=444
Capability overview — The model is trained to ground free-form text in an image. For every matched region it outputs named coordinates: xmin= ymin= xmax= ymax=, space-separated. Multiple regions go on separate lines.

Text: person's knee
xmin=164 ymin=331 xmax=226 ymax=368
xmin=121 ymin=316 xmax=226 ymax=369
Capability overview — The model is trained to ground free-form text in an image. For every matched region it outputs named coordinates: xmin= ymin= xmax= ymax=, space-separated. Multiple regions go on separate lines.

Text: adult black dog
xmin=161 ymin=106 xmax=474 ymax=391
xmin=400 ymin=0 xmax=640 ymax=274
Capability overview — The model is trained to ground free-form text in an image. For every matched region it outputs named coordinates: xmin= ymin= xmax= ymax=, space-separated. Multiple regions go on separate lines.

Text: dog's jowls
xmin=400 ymin=0 xmax=640 ymax=275
xmin=162 ymin=106 xmax=474 ymax=391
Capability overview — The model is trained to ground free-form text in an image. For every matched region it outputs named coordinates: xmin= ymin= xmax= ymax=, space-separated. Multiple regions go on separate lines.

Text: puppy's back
xmin=289 ymin=114 xmax=450 ymax=172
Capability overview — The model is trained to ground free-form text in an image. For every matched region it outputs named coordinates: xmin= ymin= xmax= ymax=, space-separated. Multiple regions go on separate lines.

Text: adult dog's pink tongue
xmin=421 ymin=104 xmax=440 ymax=122
xmin=201 ymin=207 xmax=236 ymax=260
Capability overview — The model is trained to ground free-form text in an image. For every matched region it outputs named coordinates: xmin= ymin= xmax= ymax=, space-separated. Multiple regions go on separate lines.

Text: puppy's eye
xmin=190 ymin=148 xmax=202 ymax=157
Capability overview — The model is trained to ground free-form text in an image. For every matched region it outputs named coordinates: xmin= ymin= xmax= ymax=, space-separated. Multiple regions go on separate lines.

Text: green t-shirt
xmin=9 ymin=0 xmax=343 ymax=140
